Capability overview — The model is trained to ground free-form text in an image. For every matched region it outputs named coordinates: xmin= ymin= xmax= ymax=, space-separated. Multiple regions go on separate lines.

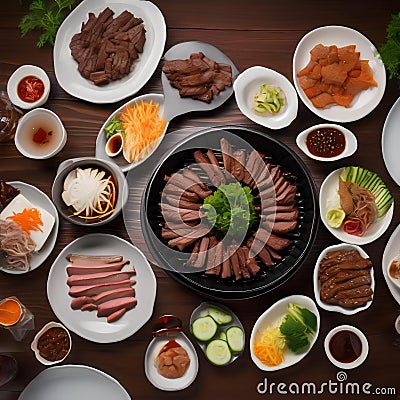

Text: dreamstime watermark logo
xmin=256 ymin=371 xmax=397 ymax=396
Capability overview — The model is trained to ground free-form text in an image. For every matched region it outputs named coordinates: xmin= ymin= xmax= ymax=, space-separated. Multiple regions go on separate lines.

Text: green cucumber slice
xmin=207 ymin=307 xmax=233 ymax=325
xmin=218 ymin=331 xmax=227 ymax=341
xmin=205 ymin=339 xmax=232 ymax=365
xmin=226 ymin=326 xmax=245 ymax=353
xmin=192 ymin=316 xmax=218 ymax=341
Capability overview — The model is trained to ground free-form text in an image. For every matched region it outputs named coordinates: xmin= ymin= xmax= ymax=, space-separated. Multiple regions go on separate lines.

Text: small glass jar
xmin=0 ymin=297 xmax=35 ymax=341
xmin=0 ymin=91 xmax=23 ymax=143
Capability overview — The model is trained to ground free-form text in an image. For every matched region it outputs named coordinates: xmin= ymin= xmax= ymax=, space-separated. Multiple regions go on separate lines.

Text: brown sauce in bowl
xmin=329 ymin=330 xmax=362 ymax=363
xmin=306 ymin=127 xmax=346 ymax=158
xmin=37 ymin=327 xmax=70 ymax=362
xmin=389 ymin=258 xmax=400 ymax=280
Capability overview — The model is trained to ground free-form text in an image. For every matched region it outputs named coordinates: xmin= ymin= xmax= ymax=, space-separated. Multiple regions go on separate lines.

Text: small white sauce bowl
xmin=105 ymin=132 xmax=124 ymax=158
xmin=387 ymin=256 xmax=400 ymax=290
xmin=31 ymin=321 xmax=71 ymax=366
xmin=324 ymin=325 xmax=368 ymax=369
xmin=296 ymin=123 xmax=357 ymax=161
xmin=233 ymin=66 xmax=298 ymax=130
xmin=15 ymin=108 xmax=67 ymax=159
xmin=7 ymin=65 xmax=50 ymax=110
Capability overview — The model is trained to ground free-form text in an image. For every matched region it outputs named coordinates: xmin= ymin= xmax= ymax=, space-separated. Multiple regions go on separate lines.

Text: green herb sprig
xmin=19 ymin=0 xmax=76 ymax=47
xmin=202 ymin=182 xmax=256 ymax=238
xmin=379 ymin=12 xmax=400 ymax=79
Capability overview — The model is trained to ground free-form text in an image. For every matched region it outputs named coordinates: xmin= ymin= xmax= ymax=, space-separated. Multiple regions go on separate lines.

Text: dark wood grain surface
xmin=1 ymin=1 xmax=400 ymax=399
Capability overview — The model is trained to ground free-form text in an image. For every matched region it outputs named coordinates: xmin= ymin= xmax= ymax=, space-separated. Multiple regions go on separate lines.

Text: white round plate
xmin=145 ymin=331 xmax=198 ymax=391
xmin=313 ymin=243 xmax=374 ymax=315
xmin=47 ymin=233 xmax=157 ymax=343
xmin=250 ymin=295 xmax=320 ymax=371
xmin=18 ymin=365 xmax=130 ymax=400
xmin=233 ymin=66 xmax=298 ymax=130
xmin=53 ymin=0 xmax=166 ymax=103
xmin=382 ymin=96 xmax=400 ymax=186
xmin=319 ymin=168 xmax=393 ymax=245
xmin=95 ymin=93 xmax=168 ymax=173
xmin=293 ymin=25 xmax=386 ymax=122
xmin=1 ymin=181 xmax=59 ymax=275
xmin=382 ymin=222 xmax=400 ymax=306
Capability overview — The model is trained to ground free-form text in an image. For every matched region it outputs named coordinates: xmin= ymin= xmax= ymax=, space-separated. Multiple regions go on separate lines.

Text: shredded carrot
xmin=7 ymin=208 xmax=43 ymax=234
xmin=253 ymin=325 xmax=285 ymax=367
xmin=120 ymin=100 xmax=167 ymax=163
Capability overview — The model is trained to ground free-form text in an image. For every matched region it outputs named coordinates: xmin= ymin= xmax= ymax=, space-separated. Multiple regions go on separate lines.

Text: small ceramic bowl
xmin=51 ymin=157 xmax=128 ymax=226
xmin=105 ymin=132 xmax=124 ymax=158
xmin=233 ymin=66 xmax=298 ymax=130
xmin=296 ymin=123 xmax=357 ymax=161
xmin=313 ymin=243 xmax=375 ymax=315
xmin=324 ymin=325 xmax=368 ymax=369
xmin=7 ymin=65 xmax=50 ymax=110
xmin=31 ymin=321 xmax=71 ymax=365
xmin=387 ymin=256 xmax=400 ymax=290
xmin=15 ymin=108 xmax=67 ymax=159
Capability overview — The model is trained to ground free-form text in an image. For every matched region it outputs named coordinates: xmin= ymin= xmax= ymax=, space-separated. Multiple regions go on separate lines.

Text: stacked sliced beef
xmin=162 ymin=52 xmax=232 ymax=103
xmin=69 ymin=7 xmax=146 ymax=85
xmin=66 ymin=254 xmax=137 ymax=323
xmin=160 ymin=138 xmax=300 ymax=281
xmin=318 ymin=249 xmax=373 ymax=308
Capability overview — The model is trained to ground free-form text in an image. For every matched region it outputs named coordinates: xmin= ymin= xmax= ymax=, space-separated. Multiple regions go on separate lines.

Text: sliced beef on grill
xmin=276 ymin=184 xmax=297 ymax=205
xmin=221 ymin=248 xmax=232 ymax=279
xmin=161 ymin=227 xmax=180 ymax=240
xmin=220 ymin=138 xmax=234 ymax=174
xmin=182 ymin=168 xmax=208 ymax=190
xmin=161 ymin=203 xmax=202 ymax=222
xmin=162 ymin=195 xmax=202 ymax=211
xmin=205 ymin=236 xmax=219 ymax=274
xmin=232 ymin=150 xmax=246 ymax=182
xmin=163 ymin=183 xmax=200 ymax=202
xmin=241 ymin=246 xmax=260 ymax=276
xmin=191 ymin=236 xmax=210 ymax=268
xmin=272 ymin=220 xmax=298 ymax=234
xmin=257 ymin=247 xmax=275 ymax=266
xmin=186 ymin=240 xmax=201 ymax=267
xmin=236 ymin=247 xmax=251 ymax=279
xmin=163 ymin=222 xmax=210 ymax=239
xmin=193 ymin=150 xmax=225 ymax=186
xmin=264 ymin=209 xmax=299 ymax=222
xmin=167 ymin=235 xmax=198 ymax=251
xmin=206 ymin=240 xmax=224 ymax=275
xmin=229 ymin=245 xmax=242 ymax=280
xmin=266 ymin=245 xmax=283 ymax=261
xmin=164 ymin=174 xmax=211 ymax=198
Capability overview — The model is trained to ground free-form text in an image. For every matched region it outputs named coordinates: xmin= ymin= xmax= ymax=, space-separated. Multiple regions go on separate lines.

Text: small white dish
xmin=293 ymin=25 xmax=386 ymax=122
xmin=324 ymin=325 xmax=368 ymax=369
xmin=250 ymin=294 xmax=320 ymax=371
xmin=7 ymin=65 xmax=50 ymax=110
xmin=296 ymin=123 xmax=357 ymax=161
xmin=387 ymin=256 xmax=400 ymax=290
xmin=395 ymin=315 xmax=400 ymax=334
xmin=145 ymin=331 xmax=198 ymax=391
xmin=31 ymin=321 xmax=71 ymax=365
xmin=233 ymin=66 xmax=298 ymax=130
xmin=96 ymin=93 xmax=168 ymax=173
xmin=105 ymin=132 xmax=123 ymax=158
xmin=319 ymin=167 xmax=393 ymax=245
xmin=313 ymin=243 xmax=374 ymax=315
xmin=15 ymin=108 xmax=67 ymax=159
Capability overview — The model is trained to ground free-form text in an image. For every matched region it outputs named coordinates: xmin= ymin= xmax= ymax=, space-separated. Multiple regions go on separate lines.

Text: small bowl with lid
xmin=296 ymin=123 xmax=357 ymax=161
xmin=31 ymin=321 xmax=71 ymax=365
xmin=324 ymin=325 xmax=368 ymax=369
xmin=7 ymin=65 xmax=50 ymax=110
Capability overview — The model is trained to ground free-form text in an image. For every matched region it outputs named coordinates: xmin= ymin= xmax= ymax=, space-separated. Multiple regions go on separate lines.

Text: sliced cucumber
xmin=207 ymin=307 xmax=232 ymax=325
xmin=218 ymin=331 xmax=227 ymax=341
xmin=205 ymin=339 xmax=231 ymax=365
xmin=226 ymin=326 xmax=245 ymax=353
xmin=192 ymin=316 xmax=218 ymax=341
xmin=341 ymin=166 xmax=393 ymax=218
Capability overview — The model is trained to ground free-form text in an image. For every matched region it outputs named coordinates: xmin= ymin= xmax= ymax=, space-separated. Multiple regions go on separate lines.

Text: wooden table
xmin=1 ymin=1 xmax=400 ymax=399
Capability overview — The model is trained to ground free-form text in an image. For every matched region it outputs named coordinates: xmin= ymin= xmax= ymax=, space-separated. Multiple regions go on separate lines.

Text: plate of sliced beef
xmin=53 ymin=0 xmax=166 ymax=103
xmin=161 ymin=42 xmax=239 ymax=121
xmin=141 ymin=126 xmax=319 ymax=299
xmin=47 ymin=233 xmax=157 ymax=343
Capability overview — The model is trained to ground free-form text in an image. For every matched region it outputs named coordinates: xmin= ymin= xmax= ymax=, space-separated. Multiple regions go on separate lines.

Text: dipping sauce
xmin=0 ymin=298 xmax=22 ymax=327
xmin=306 ymin=127 xmax=346 ymax=158
xmin=154 ymin=339 xmax=190 ymax=379
xmin=389 ymin=257 xmax=400 ymax=280
xmin=37 ymin=326 xmax=70 ymax=362
xmin=17 ymin=76 xmax=44 ymax=103
xmin=328 ymin=329 xmax=362 ymax=363
xmin=106 ymin=133 xmax=123 ymax=156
